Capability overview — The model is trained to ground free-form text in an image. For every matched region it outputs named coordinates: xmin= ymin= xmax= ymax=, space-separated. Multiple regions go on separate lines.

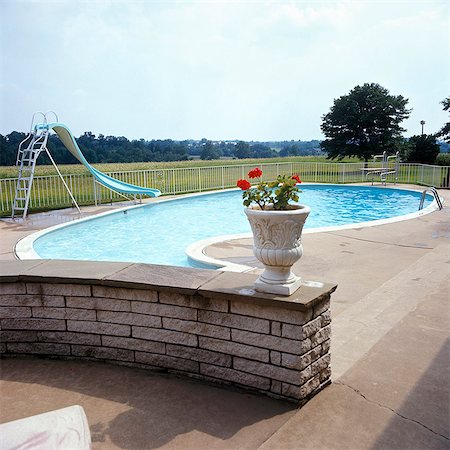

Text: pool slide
xmin=45 ymin=122 xmax=161 ymax=197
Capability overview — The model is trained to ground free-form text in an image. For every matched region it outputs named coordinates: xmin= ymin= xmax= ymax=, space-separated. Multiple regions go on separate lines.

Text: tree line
xmin=0 ymin=132 xmax=323 ymax=166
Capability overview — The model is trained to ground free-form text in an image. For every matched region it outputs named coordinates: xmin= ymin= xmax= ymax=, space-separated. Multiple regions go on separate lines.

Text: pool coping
xmin=14 ymin=184 xmax=442 ymax=270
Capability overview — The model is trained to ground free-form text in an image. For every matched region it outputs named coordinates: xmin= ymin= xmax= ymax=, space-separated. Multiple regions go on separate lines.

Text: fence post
xmin=93 ymin=177 xmax=98 ymax=206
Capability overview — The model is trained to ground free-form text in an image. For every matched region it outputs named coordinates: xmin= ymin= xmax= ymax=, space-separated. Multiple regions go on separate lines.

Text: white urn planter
xmin=244 ymin=204 xmax=311 ymax=296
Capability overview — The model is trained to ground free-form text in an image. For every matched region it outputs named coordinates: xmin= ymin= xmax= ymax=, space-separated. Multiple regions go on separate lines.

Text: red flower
xmin=237 ymin=179 xmax=252 ymax=190
xmin=248 ymin=167 xmax=263 ymax=179
xmin=292 ymin=174 xmax=302 ymax=184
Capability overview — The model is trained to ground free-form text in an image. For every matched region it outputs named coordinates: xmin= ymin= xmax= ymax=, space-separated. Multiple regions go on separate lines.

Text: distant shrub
xmin=436 ymin=153 xmax=450 ymax=166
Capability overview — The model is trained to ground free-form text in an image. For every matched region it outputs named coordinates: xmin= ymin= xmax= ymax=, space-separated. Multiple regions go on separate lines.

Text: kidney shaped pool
xmin=19 ymin=185 xmax=433 ymax=268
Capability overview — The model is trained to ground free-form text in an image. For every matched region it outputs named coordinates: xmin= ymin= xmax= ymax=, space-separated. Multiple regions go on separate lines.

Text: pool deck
xmin=1 ymin=184 xmax=449 ymax=449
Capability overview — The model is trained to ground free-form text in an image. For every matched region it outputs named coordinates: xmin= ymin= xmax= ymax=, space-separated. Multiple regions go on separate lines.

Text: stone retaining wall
xmin=0 ymin=261 xmax=336 ymax=403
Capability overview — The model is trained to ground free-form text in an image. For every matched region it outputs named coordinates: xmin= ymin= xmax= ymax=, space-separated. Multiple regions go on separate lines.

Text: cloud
xmin=1 ymin=0 xmax=448 ymax=139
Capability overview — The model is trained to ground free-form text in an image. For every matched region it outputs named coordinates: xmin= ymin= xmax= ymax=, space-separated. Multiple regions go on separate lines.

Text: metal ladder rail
xmin=12 ymin=130 xmax=49 ymax=219
xmin=16 ymin=112 xmax=47 ymax=166
xmin=380 ymin=152 xmax=400 ymax=186
xmin=419 ymin=187 xmax=443 ymax=210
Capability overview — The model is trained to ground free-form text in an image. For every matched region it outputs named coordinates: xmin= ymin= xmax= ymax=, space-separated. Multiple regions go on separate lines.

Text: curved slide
xmin=46 ymin=122 xmax=161 ymax=197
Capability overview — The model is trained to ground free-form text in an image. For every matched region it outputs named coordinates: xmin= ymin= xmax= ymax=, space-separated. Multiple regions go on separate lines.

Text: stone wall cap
xmin=198 ymin=272 xmax=337 ymax=311
xmin=0 ymin=260 xmax=337 ymax=306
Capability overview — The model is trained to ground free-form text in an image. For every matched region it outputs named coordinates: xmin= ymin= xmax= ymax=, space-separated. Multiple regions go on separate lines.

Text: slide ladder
xmin=12 ymin=112 xmax=161 ymax=219
xmin=11 ymin=112 xmax=59 ymax=219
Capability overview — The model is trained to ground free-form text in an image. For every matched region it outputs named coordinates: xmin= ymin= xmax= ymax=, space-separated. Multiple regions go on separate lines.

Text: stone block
xmin=309 ymin=345 xmax=322 ymax=363
xmin=230 ymin=301 xmax=312 ymax=325
xmin=0 ymin=343 xmax=5 ymax=353
xmin=160 ymin=292 xmax=228 ymax=313
xmin=1 ymin=330 xmax=38 ymax=342
xmin=271 ymin=380 xmax=282 ymax=394
xmin=65 ymin=308 xmax=97 ymax=321
xmin=281 ymin=352 xmax=311 ymax=371
xmin=233 ymin=357 xmax=311 ymax=386
xmin=200 ymin=364 xmax=271 ymax=390
xmin=232 ymin=329 xmax=311 ymax=355
xmin=31 ymin=307 xmax=66 ymax=319
xmin=7 ymin=342 xmax=71 ymax=356
xmin=26 ymin=283 xmax=91 ymax=297
xmin=282 ymin=316 xmax=322 ymax=340
xmin=97 ymin=310 xmax=161 ymax=328
xmin=311 ymin=325 xmax=331 ymax=347
xmin=32 ymin=307 xmax=95 ymax=320
xmin=0 ymin=295 xmax=65 ymax=307
xmin=271 ymin=322 xmax=281 ymax=336
xmin=282 ymin=375 xmax=320 ymax=400
xmin=313 ymin=297 xmax=330 ymax=318
xmin=199 ymin=336 xmax=269 ymax=362
xmin=102 ymin=336 xmax=165 ymax=354
xmin=132 ymin=326 xmax=197 ymax=347
xmin=38 ymin=331 xmax=101 ymax=346
xmin=71 ymin=345 xmax=134 ymax=361
xmin=319 ymin=366 xmax=332 ymax=383
xmin=162 ymin=318 xmax=230 ymax=340
xmin=321 ymin=339 xmax=331 ymax=355
xmin=1 ymin=318 xmax=66 ymax=331
xmin=321 ymin=309 xmax=331 ymax=326
xmin=66 ymin=296 xmax=130 ymax=312
xmin=270 ymin=351 xmax=281 ymax=365
xmin=198 ymin=310 xmax=269 ymax=334
xmin=67 ymin=320 xmax=130 ymax=337
xmin=166 ymin=344 xmax=232 ymax=367
xmin=131 ymin=301 xmax=197 ymax=320
xmin=311 ymin=354 xmax=331 ymax=376
xmin=92 ymin=285 xmax=158 ymax=302
xmin=135 ymin=352 xmax=199 ymax=373
xmin=0 ymin=283 xmax=26 ymax=294
xmin=0 ymin=306 xmax=32 ymax=318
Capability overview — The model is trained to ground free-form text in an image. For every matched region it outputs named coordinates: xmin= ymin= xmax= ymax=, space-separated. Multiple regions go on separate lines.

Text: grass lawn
xmin=0 ymin=156 xmax=359 ymax=179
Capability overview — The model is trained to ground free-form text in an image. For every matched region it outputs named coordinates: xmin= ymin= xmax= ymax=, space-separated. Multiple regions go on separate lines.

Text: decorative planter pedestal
xmin=244 ymin=204 xmax=311 ymax=295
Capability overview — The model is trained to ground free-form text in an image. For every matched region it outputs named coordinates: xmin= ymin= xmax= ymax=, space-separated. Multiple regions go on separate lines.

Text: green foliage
xmin=437 ymin=97 xmax=450 ymax=143
xmin=200 ymin=140 xmax=221 ymax=160
xmin=320 ymin=83 xmax=411 ymax=162
xmin=234 ymin=141 xmax=252 ymax=159
xmin=435 ymin=153 xmax=450 ymax=166
xmin=403 ymin=134 xmax=440 ymax=164
xmin=240 ymin=169 xmax=301 ymax=210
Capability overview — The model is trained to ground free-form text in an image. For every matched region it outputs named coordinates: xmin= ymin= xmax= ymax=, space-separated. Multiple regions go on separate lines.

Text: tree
xmin=437 ymin=97 xmax=450 ymax=143
xmin=403 ymin=134 xmax=440 ymax=164
xmin=234 ymin=141 xmax=253 ymax=159
xmin=200 ymin=140 xmax=220 ymax=160
xmin=320 ymin=83 xmax=411 ymax=162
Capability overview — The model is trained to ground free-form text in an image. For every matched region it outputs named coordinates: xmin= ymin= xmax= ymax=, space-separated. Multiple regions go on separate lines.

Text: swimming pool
xmin=19 ymin=185 xmax=434 ymax=268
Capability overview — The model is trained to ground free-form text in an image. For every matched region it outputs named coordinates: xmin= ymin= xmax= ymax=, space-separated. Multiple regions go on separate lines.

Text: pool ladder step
xmin=419 ymin=187 xmax=443 ymax=210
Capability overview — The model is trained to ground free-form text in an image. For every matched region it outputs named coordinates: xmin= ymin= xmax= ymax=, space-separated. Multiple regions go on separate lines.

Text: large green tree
xmin=437 ymin=97 xmax=450 ymax=143
xmin=320 ymin=83 xmax=411 ymax=162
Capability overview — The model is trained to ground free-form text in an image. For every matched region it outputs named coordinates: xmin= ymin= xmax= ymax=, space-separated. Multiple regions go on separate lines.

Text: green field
xmin=0 ymin=156 xmax=359 ymax=179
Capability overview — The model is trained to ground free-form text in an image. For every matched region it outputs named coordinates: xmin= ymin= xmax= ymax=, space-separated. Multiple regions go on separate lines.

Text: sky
xmin=1 ymin=0 xmax=449 ymax=141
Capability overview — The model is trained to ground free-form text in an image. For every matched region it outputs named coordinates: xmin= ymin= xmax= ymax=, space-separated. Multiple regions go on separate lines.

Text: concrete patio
xmin=0 ymin=185 xmax=449 ymax=449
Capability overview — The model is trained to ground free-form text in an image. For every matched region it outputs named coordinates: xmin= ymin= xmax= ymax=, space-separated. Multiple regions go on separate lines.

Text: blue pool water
xmin=33 ymin=185 xmax=431 ymax=267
